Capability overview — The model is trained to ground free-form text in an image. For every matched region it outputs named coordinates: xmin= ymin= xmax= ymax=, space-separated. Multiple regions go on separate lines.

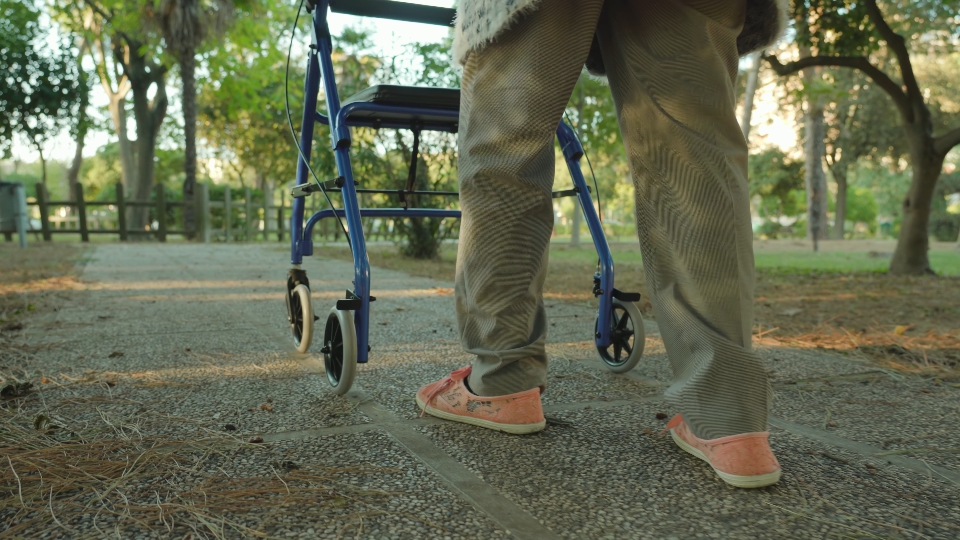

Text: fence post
xmin=198 ymin=183 xmax=210 ymax=243
xmin=277 ymin=196 xmax=285 ymax=242
xmin=244 ymin=187 xmax=253 ymax=242
xmin=156 ymin=184 xmax=167 ymax=242
xmin=261 ymin=197 xmax=268 ymax=242
xmin=74 ymin=183 xmax=89 ymax=242
xmin=223 ymin=185 xmax=232 ymax=243
xmin=116 ymin=183 xmax=128 ymax=241
xmin=35 ymin=184 xmax=51 ymax=241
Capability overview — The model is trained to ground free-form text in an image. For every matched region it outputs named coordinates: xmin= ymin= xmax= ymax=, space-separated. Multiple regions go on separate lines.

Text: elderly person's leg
xmin=455 ymin=0 xmax=605 ymax=397
xmin=416 ymin=0 xmax=605 ymax=433
xmin=599 ymin=0 xmax=772 ymax=440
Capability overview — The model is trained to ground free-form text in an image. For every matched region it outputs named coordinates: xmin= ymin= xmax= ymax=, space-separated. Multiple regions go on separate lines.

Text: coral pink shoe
xmin=416 ymin=367 xmax=546 ymax=434
xmin=663 ymin=415 xmax=781 ymax=488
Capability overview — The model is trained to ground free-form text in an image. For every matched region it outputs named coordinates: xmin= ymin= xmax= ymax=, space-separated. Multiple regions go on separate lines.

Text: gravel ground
xmin=3 ymin=243 xmax=959 ymax=539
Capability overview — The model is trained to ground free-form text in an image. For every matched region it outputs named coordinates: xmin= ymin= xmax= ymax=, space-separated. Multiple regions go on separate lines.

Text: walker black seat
xmin=341 ymin=85 xmax=460 ymax=129
xmin=329 ymin=0 xmax=456 ymax=27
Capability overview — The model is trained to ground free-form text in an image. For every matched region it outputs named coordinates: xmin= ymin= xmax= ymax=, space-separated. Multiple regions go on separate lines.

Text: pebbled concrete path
xmin=8 ymin=243 xmax=960 ymax=539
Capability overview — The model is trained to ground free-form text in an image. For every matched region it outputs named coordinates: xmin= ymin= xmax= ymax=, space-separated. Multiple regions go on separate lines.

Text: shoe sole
xmin=416 ymin=396 xmax=546 ymax=435
xmin=669 ymin=429 xmax=781 ymax=488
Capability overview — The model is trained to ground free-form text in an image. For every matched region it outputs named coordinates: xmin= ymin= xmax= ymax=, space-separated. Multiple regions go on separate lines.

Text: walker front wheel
xmin=596 ymin=299 xmax=645 ymax=373
xmin=290 ymin=284 xmax=314 ymax=353
xmin=321 ymin=307 xmax=358 ymax=395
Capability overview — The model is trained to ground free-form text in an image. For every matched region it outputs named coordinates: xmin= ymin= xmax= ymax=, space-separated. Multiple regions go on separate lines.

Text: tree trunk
xmin=37 ymin=145 xmax=47 ymax=190
xmin=740 ymin=51 xmax=762 ymax=143
xmin=107 ymin=95 xmax=135 ymax=192
xmin=181 ymin=49 xmax=197 ymax=237
xmin=126 ymin=46 xmax=168 ymax=232
xmin=67 ymin=86 xmax=91 ymax=204
xmin=832 ymin=164 xmax=847 ymax=240
xmin=802 ymin=65 xmax=829 ymax=249
xmin=889 ymin=145 xmax=944 ymax=275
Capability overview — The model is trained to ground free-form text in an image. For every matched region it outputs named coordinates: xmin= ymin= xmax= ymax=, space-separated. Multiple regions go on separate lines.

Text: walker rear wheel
xmin=321 ymin=307 xmax=358 ymax=395
xmin=290 ymin=284 xmax=314 ymax=353
xmin=596 ymin=299 xmax=645 ymax=373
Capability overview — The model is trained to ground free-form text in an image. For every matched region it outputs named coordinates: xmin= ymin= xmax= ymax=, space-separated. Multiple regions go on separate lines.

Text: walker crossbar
xmin=300 ymin=208 xmax=462 ymax=257
xmin=284 ymin=0 xmax=645 ymax=394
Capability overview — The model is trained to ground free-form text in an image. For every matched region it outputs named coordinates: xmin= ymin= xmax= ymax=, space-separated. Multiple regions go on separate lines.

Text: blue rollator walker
xmin=286 ymin=0 xmax=646 ymax=395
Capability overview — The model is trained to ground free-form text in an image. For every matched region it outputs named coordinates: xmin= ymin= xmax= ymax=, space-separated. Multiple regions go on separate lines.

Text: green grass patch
xmin=753 ymin=250 xmax=960 ymax=275
xmin=548 ymin=242 xmax=960 ymax=276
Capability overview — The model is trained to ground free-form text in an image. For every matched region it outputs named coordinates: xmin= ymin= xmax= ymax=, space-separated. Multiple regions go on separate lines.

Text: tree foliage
xmin=768 ymin=0 xmax=960 ymax=274
xmin=0 ymin=0 xmax=84 ymax=169
xmin=749 ymin=148 xmax=806 ymax=219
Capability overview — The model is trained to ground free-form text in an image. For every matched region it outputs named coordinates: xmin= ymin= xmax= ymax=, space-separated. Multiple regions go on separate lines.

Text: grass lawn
xmin=548 ymin=239 xmax=960 ymax=276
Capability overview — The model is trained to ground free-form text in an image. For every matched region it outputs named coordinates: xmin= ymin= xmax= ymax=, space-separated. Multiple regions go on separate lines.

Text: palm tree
xmin=154 ymin=0 xmax=234 ymax=235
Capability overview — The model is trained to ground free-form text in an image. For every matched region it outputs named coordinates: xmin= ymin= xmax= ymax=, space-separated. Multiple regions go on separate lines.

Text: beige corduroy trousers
xmin=454 ymin=0 xmax=771 ymax=439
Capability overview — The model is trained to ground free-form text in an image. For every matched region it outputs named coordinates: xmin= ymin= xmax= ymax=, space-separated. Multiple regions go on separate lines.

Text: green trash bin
xmin=0 ymin=181 xmax=29 ymax=247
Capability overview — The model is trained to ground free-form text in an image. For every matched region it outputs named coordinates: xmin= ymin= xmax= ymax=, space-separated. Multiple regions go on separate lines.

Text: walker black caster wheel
xmin=289 ymin=284 xmax=314 ymax=353
xmin=596 ymin=298 xmax=645 ymax=373
xmin=320 ymin=307 xmax=357 ymax=395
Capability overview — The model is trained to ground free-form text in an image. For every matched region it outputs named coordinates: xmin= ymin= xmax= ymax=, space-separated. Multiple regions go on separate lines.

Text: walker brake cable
xmin=284 ymin=0 xmax=351 ymax=241
xmin=564 ymin=111 xmax=605 ymax=271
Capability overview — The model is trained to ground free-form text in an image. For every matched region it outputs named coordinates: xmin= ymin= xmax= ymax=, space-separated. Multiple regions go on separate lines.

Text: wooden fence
xmin=24 ymin=182 xmax=275 ymax=242
xmin=10 ymin=182 xmax=415 ymax=244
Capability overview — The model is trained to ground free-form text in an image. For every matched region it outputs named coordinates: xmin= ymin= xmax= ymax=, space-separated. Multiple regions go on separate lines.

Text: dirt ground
xmin=0 ymin=244 xmax=88 ymax=349
xmin=326 ymin=241 xmax=960 ymax=376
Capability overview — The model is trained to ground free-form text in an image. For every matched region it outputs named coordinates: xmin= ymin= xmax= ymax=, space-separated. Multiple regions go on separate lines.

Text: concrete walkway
xmin=13 ymin=243 xmax=960 ymax=539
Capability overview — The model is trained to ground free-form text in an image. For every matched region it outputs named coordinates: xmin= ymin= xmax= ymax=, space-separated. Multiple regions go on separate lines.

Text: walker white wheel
xmin=320 ymin=307 xmax=357 ymax=395
xmin=290 ymin=284 xmax=314 ymax=353
xmin=595 ymin=299 xmax=645 ymax=373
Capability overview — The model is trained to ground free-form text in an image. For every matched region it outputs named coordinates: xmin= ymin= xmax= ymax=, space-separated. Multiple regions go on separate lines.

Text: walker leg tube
xmin=334 ymin=149 xmax=371 ymax=363
xmin=291 ymin=51 xmax=321 ymax=265
xmin=558 ymin=123 xmax=614 ymax=347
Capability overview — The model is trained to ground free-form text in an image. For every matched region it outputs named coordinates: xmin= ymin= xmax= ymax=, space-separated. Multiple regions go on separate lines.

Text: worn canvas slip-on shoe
xmin=416 ymin=366 xmax=546 ymax=435
xmin=663 ymin=414 xmax=781 ymax=488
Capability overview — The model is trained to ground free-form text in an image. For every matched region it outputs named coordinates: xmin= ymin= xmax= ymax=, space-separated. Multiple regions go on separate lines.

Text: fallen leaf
xmin=33 ymin=414 xmax=58 ymax=431
xmin=267 ymin=398 xmax=273 ymax=403
xmin=40 ymin=378 xmax=50 ymax=384
xmin=224 ymin=424 xmax=237 ymax=431
xmin=105 ymin=380 xmax=117 ymax=388
xmin=894 ymin=325 xmax=909 ymax=336
xmin=1 ymin=382 xmax=34 ymax=398
xmin=108 ymin=351 xmax=124 ymax=358
xmin=260 ymin=403 xmax=274 ymax=412
xmin=396 ymin=308 xmax=404 ymax=311
xmin=248 ymin=437 xmax=264 ymax=443
xmin=655 ymin=412 xmax=668 ymax=420
xmin=2 ymin=322 xmax=24 ymax=332
xmin=642 ymin=429 xmax=653 ymax=435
